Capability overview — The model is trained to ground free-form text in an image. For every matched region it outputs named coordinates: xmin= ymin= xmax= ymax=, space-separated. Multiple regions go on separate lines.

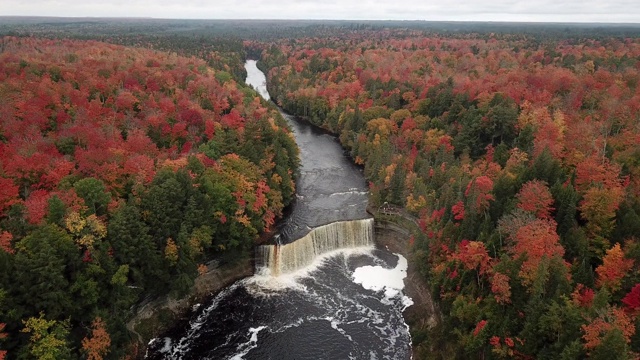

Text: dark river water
xmin=145 ymin=60 xmax=412 ymax=360
xmin=252 ymin=64 xmax=369 ymax=243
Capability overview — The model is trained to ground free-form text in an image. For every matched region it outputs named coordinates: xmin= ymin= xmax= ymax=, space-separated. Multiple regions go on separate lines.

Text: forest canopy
xmin=0 ymin=36 xmax=298 ymax=358
xmin=2 ymin=18 xmax=640 ymax=359
xmin=256 ymin=30 xmax=640 ymax=359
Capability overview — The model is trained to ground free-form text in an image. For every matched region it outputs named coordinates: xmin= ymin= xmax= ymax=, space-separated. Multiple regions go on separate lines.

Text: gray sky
xmin=2 ymin=0 xmax=640 ymax=23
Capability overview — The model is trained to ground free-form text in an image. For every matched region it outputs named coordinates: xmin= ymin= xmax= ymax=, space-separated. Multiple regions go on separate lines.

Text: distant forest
xmin=2 ymin=17 xmax=640 ymax=38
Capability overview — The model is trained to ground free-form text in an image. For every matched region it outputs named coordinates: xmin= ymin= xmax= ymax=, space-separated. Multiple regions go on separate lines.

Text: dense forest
xmin=2 ymin=18 xmax=640 ymax=359
xmin=256 ymin=31 xmax=640 ymax=358
xmin=0 ymin=36 xmax=298 ymax=358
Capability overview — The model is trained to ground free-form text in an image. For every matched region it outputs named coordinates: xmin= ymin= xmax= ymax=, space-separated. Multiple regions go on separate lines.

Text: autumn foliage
xmin=490 ymin=272 xmax=511 ymax=305
xmin=81 ymin=318 xmax=111 ymax=360
xmin=622 ymin=284 xmax=640 ymax=314
xmin=596 ymin=244 xmax=634 ymax=291
xmin=0 ymin=36 xmax=298 ymax=358
xmin=511 ymin=218 xmax=566 ymax=285
xmin=516 ymin=180 xmax=554 ymax=219
xmin=257 ymin=29 xmax=640 ymax=358
xmin=0 ymin=323 xmax=6 ymax=360
xmin=582 ymin=307 xmax=635 ymax=351
xmin=2 ymin=21 xmax=640 ymax=358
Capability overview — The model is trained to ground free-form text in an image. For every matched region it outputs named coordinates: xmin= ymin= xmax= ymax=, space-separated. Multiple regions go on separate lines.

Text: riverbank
xmin=135 ymin=59 xmax=431 ymax=359
xmin=371 ymin=207 xmax=440 ymax=359
xmin=126 ymin=258 xmax=253 ymax=350
xmin=128 ymin=221 xmax=437 ymax=359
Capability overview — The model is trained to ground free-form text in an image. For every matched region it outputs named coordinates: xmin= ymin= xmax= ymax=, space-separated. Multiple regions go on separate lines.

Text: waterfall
xmin=257 ymin=218 xmax=374 ymax=276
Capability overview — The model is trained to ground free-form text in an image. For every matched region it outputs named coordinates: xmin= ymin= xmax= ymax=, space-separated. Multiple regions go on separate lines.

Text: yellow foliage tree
xmin=64 ymin=212 xmax=107 ymax=249
xmin=164 ymin=238 xmax=179 ymax=265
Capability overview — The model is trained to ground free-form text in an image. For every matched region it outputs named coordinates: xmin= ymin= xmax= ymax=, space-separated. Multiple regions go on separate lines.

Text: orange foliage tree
xmin=511 ymin=218 xmax=566 ymax=285
xmin=516 ymin=180 xmax=554 ymax=219
xmin=450 ymin=240 xmax=492 ymax=276
xmin=464 ymin=176 xmax=495 ymax=214
xmin=596 ymin=244 xmax=634 ymax=291
xmin=490 ymin=272 xmax=512 ymax=304
xmin=81 ymin=317 xmax=111 ymax=360
xmin=0 ymin=232 xmax=13 ymax=255
xmin=582 ymin=307 xmax=635 ymax=352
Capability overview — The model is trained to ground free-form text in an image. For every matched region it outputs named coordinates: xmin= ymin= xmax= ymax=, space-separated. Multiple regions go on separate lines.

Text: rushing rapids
xmin=257 ymin=219 xmax=374 ymax=275
xmin=145 ymin=60 xmax=412 ymax=360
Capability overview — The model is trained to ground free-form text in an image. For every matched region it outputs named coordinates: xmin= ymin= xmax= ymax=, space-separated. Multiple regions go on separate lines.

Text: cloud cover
xmin=2 ymin=0 xmax=640 ymax=22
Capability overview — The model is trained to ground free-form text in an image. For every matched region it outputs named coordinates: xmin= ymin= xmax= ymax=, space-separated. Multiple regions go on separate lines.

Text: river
xmin=145 ymin=60 xmax=412 ymax=360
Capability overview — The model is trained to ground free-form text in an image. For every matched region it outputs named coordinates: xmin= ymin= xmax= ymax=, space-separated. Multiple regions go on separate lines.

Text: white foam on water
xmin=352 ymin=254 xmax=412 ymax=307
xmin=150 ymin=247 xmax=413 ymax=359
xmin=350 ymin=254 xmax=415 ymax=358
xmin=325 ymin=316 xmax=353 ymax=342
xmin=160 ymin=282 xmax=242 ymax=358
xmin=159 ymin=338 xmax=172 ymax=354
xmin=402 ymin=296 xmax=414 ymax=311
xmin=228 ymin=326 xmax=268 ymax=360
xmin=146 ymin=337 xmax=174 ymax=359
xmin=328 ymin=190 xmax=369 ymax=197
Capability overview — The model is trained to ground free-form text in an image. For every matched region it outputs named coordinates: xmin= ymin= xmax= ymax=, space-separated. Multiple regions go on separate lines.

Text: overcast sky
xmin=2 ymin=0 xmax=639 ymax=23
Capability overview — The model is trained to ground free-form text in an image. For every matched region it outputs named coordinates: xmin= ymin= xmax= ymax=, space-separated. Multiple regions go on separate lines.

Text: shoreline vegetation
xmin=0 ymin=35 xmax=299 ymax=358
xmin=125 ymin=203 xmax=434 ymax=358
xmin=126 ymin=257 xmax=253 ymax=347
xmin=255 ymin=27 xmax=640 ymax=358
xmin=369 ymin=206 xmax=441 ymax=358
xmin=2 ymin=19 xmax=640 ymax=359
xmin=126 ymin=54 xmax=434 ymax=354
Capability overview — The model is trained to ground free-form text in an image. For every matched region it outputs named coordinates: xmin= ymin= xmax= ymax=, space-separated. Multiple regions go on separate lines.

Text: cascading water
xmin=257 ymin=219 xmax=374 ymax=275
xmin=145 ymin=60 xmax=412 ymax=360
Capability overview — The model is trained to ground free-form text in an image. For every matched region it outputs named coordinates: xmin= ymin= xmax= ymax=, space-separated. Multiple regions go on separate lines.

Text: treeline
xmin=0 ymin=19 xmax=256 ymax=83
xmin=3 ymin=18 xmax=640 ymax=43
xmin=257 ymin=31 xmax=640 ymax=359
xmin=0 ymin=37 xmax=298 ymax=358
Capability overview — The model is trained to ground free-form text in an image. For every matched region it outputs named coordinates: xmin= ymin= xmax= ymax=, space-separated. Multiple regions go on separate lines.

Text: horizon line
xmin=1 ymin=15 xmax=639 ymax=25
